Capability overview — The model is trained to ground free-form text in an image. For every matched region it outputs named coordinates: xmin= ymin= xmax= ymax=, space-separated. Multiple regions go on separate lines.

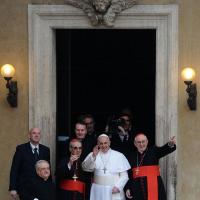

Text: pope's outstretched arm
xmin=82 ymin=145 xmax=99 ymax=172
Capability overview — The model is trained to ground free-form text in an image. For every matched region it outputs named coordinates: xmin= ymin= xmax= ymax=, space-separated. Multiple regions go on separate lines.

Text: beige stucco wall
xmin=178 ymin=0 xmax=200 ymax=199
xmin=0 ymin=0 xmax=200 ymax=199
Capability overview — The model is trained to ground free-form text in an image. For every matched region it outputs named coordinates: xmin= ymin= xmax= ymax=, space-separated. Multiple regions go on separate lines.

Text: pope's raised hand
xmin=92 ymin=145 xmax=99 ymax=158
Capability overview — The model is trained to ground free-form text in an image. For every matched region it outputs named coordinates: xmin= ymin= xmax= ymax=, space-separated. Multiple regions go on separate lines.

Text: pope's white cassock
xmin=82 ymin=149 xmax=131 ymax=200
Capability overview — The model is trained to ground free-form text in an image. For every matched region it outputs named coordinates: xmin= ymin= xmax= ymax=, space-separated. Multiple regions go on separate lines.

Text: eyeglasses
xmin=135 ymin=140 xmax=147 ymax=145
xmin=71 ymin=146 xmax=82 ymax=150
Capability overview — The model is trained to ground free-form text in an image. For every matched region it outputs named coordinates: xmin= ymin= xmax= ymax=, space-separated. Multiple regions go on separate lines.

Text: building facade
xmin=0 ymin=0 xmax=200 ymax=200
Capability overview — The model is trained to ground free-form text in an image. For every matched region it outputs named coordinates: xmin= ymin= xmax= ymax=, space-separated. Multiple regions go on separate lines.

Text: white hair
xmin=35 ymin=160 xmax=49 ymax=170
xmin=97 ymin=133 xmax=109 ymax=140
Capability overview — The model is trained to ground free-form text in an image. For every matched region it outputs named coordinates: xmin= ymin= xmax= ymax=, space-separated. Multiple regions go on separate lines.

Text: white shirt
xmin=30 ymin=142 xmax=39 ymax=154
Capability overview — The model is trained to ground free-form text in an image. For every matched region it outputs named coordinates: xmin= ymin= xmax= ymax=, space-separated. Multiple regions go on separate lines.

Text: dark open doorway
xmin=56 ymin=29 xmax=156 ymax=161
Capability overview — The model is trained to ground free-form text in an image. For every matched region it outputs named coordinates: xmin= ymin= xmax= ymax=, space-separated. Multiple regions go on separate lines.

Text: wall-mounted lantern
xmin=181 ymin=67 xmax=197 ymax=110
xmin=1 ymin=64 xmax=18 ymax=107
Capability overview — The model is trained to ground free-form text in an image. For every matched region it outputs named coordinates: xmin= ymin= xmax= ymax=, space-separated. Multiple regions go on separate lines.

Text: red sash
xmin=60 ymin=179 xmax=85 ymax=195
xmin=132 ymin=165 xmax=160 ymax=200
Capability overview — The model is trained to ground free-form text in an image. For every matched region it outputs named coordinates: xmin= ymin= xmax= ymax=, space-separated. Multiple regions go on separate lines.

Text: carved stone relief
xmin=65 ymin=0 xmax=137 ymax=26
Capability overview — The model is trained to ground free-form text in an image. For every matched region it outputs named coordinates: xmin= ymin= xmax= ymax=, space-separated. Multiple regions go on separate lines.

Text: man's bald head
xmin=134 ymin=133 xmax=148 ymax=153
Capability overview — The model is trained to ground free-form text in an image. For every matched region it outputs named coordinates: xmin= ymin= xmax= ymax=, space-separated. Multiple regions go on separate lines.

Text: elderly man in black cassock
xmin=125 ymin=133 xmax=176 ymax=200
xmin=56 ymin=139 xmax=87 ymax=200
xmin=20 ymin=160 xmax=56 ymax=200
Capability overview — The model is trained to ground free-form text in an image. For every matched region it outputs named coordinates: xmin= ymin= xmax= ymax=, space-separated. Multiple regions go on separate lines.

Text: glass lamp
xmin=181 ymin=67 xmax=197 ymax=110
xmin=1 ymin=64 xmax=15 ymax=78
xmin=0 ymin=64 xmax=18 ymax=107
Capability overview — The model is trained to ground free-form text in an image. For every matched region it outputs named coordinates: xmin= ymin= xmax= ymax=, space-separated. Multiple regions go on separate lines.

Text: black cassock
xmin=56 ymin=157 xmax=89 ymax=200
xmin=126 ymin=143 xmax=176 ymax=200
xmin=110 ymin=132 xmax=136 ymax=158
xmin=20 ymin=176 xmax=56 ymax=200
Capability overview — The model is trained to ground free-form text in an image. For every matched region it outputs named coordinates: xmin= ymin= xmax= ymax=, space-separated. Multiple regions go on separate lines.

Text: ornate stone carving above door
xmin=65 ymin=0 xmax=137 ymax=26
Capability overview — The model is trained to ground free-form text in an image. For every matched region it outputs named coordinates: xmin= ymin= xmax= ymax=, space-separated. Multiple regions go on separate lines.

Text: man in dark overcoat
xmin=9 ymin=128 xmax=50 ymax=200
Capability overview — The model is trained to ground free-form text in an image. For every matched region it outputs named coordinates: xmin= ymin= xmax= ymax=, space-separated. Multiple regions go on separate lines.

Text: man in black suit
xmin=110 ymin=112 xmax=136 ymax=158
xmin=9 ymin=128 xmax=50 ymax=200
xmin=66 ymin=121 xmax=95 ymax=160
xmin=78 ymin=113 xmax=99 ymax=141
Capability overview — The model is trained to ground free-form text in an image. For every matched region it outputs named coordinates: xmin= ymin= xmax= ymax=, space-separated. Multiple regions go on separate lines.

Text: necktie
xmin=33 ymin=147 xmax=39 ymax=161
xmin=123 ymin=135 xmax=128 ymax=142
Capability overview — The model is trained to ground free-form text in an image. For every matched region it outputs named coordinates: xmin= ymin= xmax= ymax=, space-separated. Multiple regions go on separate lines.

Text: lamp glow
xmin=0 ymin=64 xmax=18 ymax=107
xmin=181 ymin=67 xmax=196 ymax=81
xmin=1 ymin=64 xmax=15 ymax=78
xmin=181 ymin=67 xmax=197 ymax=110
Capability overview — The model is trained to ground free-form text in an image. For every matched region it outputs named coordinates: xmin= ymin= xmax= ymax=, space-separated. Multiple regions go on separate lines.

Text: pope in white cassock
xmin=82 ymin=134 xmax=131 ymax=200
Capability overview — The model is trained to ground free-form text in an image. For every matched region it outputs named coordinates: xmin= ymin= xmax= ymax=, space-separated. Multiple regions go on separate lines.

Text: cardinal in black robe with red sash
xmin=56 ymin=139 xmax=89 ymax=200
xmin=125 ymin=133 xmax=176 ymax=200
